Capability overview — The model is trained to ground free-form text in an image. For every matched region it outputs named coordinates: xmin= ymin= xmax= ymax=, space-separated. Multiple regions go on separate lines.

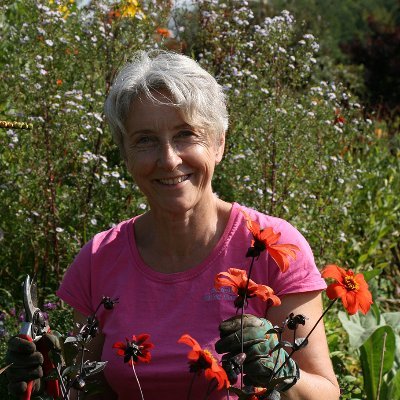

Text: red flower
xmin=215 ymin=268 xmax=281 ymax=308
xmin=113 ymin=334 xmax=154 ymax=366
xmin=321 ymin=264 xmax=373 ymax=315
xmin=242 ymin=211 xmax=300 ymax=272
xmin=156 ymin=27 xmax=171 ymax=38
xmin=178 ymin=334 xmax=229 ymax=390
xmin=334 ymin=108 xmax=346 ymax=125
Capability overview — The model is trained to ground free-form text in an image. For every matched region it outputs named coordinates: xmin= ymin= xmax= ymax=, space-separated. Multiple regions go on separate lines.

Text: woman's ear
xmin=215 ymin=133 xmax=226 ymax=165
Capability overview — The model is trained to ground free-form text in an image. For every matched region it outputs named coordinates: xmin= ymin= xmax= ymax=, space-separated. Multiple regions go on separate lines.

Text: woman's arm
xmin=70 ymin=310 xmax=117 ymax=400
xmin=266 ymin=291 xmax=340 ymax=400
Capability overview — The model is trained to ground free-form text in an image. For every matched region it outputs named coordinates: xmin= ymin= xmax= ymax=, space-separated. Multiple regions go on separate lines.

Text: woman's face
xmin=123 ymin=93 xmax=225 ymax=215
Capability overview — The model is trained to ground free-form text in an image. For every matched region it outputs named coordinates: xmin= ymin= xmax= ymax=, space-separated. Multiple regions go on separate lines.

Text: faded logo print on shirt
xmin=203 ymin=287 xmax=237 ymax=301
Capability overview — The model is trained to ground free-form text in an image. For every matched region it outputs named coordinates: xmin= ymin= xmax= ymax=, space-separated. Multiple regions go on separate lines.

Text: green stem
xmin=376 ymin=332 xmax=388 ymax=400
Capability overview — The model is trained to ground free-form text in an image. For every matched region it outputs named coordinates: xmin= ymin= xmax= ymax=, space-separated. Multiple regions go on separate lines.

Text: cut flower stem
xmin=131 ymin=360 xmax=145 ymax=400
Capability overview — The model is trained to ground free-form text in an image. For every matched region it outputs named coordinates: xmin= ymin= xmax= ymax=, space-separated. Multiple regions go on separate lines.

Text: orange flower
xmin=215 ymin=268 xmax=281 ymax=308
xmin=113 ymin=334 xmax=154 ymax=366
xmin=242 ymin=211 xmax=299 ymax=272
xmin=156 ymin=27 xmax=171 ymax=38
xmin=321 ymin=264 xmax=373 ymax=315
xmin=178 ymin=334 xmax=229 ymax=390
xmin=56 ymin=79 xmax=63 ymax=86
xmin=230 ymin=386 xmax=267 ymax=399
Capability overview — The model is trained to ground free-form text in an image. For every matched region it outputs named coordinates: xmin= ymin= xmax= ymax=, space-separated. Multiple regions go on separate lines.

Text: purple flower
xmin=18 ymin=311 xmax=25 ymax=322
xmin=0 ymin=311 xmax=6 ymax=321
xmin=42 ymin=312 xmax=49 ymax=321
xmin=44 ymin=302 xmax=58 ymax=310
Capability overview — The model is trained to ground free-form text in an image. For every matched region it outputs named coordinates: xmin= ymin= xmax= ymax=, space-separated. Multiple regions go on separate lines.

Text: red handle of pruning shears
xmin=18 ymin=333 xmax=61 ymax=400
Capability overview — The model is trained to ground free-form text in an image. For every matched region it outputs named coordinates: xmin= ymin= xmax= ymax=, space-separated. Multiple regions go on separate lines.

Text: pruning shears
xmin=19 ymin=275 xmax=60 ymax=400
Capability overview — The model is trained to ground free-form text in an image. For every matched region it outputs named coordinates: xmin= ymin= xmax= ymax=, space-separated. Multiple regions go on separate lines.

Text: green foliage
xmin=0 ymin=0 xmax=399 ymax=398
xmin=360 ymin=326 xmax=396 ymax=400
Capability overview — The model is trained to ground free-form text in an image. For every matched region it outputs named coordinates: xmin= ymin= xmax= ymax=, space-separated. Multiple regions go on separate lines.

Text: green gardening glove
xmin=215 ymin=314 xmax=299 ymax=393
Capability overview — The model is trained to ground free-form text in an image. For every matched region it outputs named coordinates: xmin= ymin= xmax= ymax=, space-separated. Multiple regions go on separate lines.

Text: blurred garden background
xmin=0 ymin=0 xmax=399 ymax=398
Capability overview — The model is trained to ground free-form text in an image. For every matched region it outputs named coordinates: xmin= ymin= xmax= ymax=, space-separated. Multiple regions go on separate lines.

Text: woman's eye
xmin=177 ymin=130 xmax=196 ymax=138
xmin=135 ymin=136 xmax=157 ymax=146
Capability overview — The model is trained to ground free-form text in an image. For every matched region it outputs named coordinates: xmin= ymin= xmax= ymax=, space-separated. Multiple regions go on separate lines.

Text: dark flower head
xmin=286 ymin=313 xmax=307 ymax=330
xmin=101 ymin=296 xmax=119 ymax=310
xmin=113 ymin=334 xmax=154 ymax=366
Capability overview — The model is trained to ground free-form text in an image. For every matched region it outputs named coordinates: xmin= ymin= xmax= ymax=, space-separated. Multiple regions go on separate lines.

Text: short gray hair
xmin=104 ymin=50 xmax=229 ymax=158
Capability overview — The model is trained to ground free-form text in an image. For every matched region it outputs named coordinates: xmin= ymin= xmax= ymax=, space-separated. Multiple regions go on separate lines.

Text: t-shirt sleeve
xmin=266 ymin=220 xmax=327 ymax=296
xmin=56 ymin=239 xmax=95 ymax=316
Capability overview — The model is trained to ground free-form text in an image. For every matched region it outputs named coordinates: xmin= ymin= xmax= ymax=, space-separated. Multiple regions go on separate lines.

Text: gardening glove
xmin=215 ymin=314 xmax=299 ymax=393
xmin=6 ymin=333 xmax=62 ymax=397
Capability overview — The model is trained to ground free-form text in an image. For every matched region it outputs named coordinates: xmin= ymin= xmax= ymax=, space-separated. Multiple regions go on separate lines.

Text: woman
xmin=8 ymin=51 xmax=340 ymax=399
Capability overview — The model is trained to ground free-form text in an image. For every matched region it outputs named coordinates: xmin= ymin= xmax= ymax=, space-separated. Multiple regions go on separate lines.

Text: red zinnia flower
xmin=113 ymin=334 xmax=154 ymax=366
xmin=215 ymin=268 xmax=281 ymax=308
xmin=178 ymin=334 xmax=229 ymax=390
xmin=242 ymin=211 xmax=300 ymax=272
xmin=321 ymin=264 xmax=373 ymax=315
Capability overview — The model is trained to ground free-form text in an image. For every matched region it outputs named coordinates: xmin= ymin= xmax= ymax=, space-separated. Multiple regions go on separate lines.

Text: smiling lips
xmin=157 ymin=175 xmax=190 ymax=185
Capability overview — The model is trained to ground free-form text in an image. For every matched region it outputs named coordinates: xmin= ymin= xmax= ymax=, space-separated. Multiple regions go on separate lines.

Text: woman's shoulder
xmin=89 ymin=217 xmax=137 ymax=254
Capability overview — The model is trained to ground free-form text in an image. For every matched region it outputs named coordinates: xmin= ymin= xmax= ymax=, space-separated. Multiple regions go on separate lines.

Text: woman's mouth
xmin=157 ymin=175 xmax=190 ymax=186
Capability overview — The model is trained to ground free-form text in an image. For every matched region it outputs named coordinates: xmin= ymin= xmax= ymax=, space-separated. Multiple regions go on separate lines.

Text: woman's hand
xmin=6 ymin=334 xmax=62 ymax=397
xmin=215 ymin=314 xmax=299 ymax=392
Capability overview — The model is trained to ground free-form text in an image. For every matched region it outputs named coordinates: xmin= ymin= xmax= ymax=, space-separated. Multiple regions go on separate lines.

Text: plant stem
xmin=376 ymin=332 xmax=388 ymax=400
xmin=270 ymin=298 xmax=338 ymax=381
xmin=187 ymin=373 xmax=196 ymax=400
xmin=55 ymin=364 xmax=69 ymax=400
xmin=204 ymin=379 xmax=217 ymax=400
xmin=239 ymin=256 xmax=256 ymax=388
xmin=131 ymin=361 xmax=145 ymax=400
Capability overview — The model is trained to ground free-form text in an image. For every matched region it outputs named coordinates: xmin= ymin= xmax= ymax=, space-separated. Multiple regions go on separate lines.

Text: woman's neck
xmin=134 ymin=197 xmax=232 ymax=273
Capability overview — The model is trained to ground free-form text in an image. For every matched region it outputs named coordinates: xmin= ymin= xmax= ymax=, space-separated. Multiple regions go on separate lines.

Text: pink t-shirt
xmin=57 ymin=203 xmax=326 ymax=399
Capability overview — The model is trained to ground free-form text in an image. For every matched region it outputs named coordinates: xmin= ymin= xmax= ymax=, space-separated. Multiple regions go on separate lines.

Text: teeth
xmin=158 ymin=175 xmax=189 ymax=185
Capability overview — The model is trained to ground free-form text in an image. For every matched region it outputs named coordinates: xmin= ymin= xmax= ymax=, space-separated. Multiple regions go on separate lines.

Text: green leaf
xmin=387 ymin=370 xmax=400 ymax=400
xmin=338 ymin=310 xmax=379 ymax=348
xmin=360 ymin=326 xmax=395 ymax=400
xmin=363 ymin=268 xmax=382 ymax=282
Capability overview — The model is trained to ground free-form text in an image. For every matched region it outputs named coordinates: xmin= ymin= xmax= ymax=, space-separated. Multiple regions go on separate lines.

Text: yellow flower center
xmin=344 ymin=275 xmax=359 ymax=291
xmin=203 ymin=349 xmax=215 ymax=362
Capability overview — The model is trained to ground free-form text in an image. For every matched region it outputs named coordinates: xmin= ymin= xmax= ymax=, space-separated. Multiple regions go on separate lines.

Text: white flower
xmin=90 ymin=218 xmax=97 ymax=226
xmin=119 ymin=180 xmax=126 ymax=189
xmin=56 ymin=227 xmax=64 ymax=233
xmin=45 ymin=39 xmax=54 ymax=47
xmin=338 ymin=178 xmax=344 ymax=184
xmin=139 ymin=203 xmax=147 ymax=210
xmin=111 ymin=171 xmax=120 ymax=178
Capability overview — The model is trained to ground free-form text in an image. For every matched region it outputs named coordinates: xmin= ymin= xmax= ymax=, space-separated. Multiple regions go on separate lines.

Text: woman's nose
xmin=157 ymin=142 xmax=182 ymax=170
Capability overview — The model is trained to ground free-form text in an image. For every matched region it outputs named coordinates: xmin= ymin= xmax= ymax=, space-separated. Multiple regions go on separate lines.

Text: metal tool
xmin=19 ymin=275 xmax=60 ymax=400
